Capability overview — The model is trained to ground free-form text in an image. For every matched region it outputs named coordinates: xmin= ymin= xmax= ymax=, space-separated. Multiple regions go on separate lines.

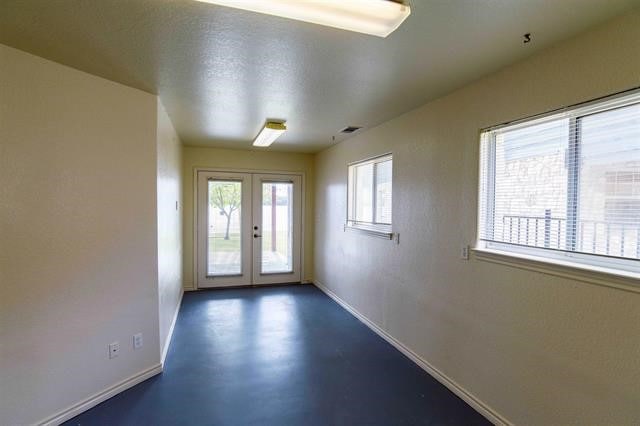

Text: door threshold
xmin=196 ymin=282 xmax=303 ymax=291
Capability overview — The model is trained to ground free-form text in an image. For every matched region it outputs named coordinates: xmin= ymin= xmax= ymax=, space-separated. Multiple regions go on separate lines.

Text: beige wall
xmin=314 ymin=10 xmax=640 ymax=425
xmin=0 ymin=45 xmax=161 ymax=425
xmin=156 ymin=100 xmax=183 ymax=358
xmin=182 ymin=146 xmax=314 ymax=288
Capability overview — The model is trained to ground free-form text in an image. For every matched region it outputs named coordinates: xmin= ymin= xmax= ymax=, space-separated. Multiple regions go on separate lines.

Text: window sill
xmin=344 ymin=224 xmax=394 ymax=240
xmin=472 ymin=247 xmax=640 ymax=294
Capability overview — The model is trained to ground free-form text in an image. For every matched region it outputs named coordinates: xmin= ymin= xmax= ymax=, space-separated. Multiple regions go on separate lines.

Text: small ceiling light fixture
xmin=195 ymin=0 xmax=411 ymax=38
xmin=253 ymin=121 xmax=287 ymax=147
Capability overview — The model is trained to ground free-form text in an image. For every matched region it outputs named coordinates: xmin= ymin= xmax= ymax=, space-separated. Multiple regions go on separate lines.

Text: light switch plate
xmin=461 ymin=245 xmax=470 ymax=260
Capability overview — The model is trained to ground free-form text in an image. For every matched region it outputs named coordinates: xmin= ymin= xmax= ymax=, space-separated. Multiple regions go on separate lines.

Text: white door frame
xmin=193 ymin=167 xmax=305 ymax=289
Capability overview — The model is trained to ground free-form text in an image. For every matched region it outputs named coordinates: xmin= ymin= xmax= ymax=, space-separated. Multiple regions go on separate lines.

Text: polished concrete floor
xmin=65 ymin=285 xmax=489 ymax=425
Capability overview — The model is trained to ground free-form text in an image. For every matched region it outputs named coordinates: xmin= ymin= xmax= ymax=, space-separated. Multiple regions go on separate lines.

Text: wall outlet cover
xmin=133 ymin=333 xmax=143 ymax=350
xmin=109 ymin=341 xmax=120 ymax=359
xmin=461 ymin=245 xmax=470 ymax=260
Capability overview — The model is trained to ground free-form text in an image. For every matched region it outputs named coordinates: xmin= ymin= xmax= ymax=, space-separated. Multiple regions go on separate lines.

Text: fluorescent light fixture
xmin=253 ymin=121 xmax=287 ymax=147
xmin=195 ymin=0 xmax=411 ymax=38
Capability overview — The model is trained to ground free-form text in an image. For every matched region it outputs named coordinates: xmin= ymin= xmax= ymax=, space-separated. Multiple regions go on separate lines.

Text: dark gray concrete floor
xmin=65 ymin=285 xmax=489 ymax=425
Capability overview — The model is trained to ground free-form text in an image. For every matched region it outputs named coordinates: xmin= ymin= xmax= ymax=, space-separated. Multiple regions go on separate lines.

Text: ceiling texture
xmin=1 ymin=0 xmax=638 ymax=152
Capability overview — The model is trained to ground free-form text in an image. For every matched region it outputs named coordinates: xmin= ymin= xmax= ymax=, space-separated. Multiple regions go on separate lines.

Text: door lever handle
xmin=253 ymin=233 xmax=262 ymax=238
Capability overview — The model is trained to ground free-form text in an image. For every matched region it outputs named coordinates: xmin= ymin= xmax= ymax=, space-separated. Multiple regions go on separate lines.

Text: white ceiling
xmin=1 ymin=0 xmax=638 ymax=152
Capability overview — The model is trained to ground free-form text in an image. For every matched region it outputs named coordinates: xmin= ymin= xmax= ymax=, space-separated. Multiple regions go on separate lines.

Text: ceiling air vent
xmin=341 ymin=126 xmax=362 ymax=134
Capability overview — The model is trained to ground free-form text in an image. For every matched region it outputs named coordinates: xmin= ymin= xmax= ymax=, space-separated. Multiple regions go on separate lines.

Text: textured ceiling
xmin=1 ymin=0 xmax=638 ymax=152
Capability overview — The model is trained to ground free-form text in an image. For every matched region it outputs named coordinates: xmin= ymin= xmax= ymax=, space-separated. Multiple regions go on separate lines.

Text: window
xmin=347 ymin=154 xmax=393 ymax=235
xmin=478 ymin=90 xmax=640 ymax=275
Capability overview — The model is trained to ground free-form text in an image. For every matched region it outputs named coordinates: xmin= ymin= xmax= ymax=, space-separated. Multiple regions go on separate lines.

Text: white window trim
xmin=346 ymin=153 xmax=393 ymax=239
xmin=344 ymin=222 xmax=394 ymax=239
xmin=477 ymin=88 xmax=640 ymax=288
xmin=481 ymin=88 xmax=640 ymax=134
xmin=473 ymin=244 xmax=640 ymax=294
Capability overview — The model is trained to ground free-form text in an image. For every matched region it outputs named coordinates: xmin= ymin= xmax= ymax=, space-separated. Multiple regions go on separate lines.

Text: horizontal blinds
xmin=355 ymin=162 xmax=374 ymax=222
xmin=578 ymin=103 xmax=640 ymax=258
xmin=479 ymin=92 xmax=640 ymax=260
xmin=375 ymin=158 xmax=392 ymax=224
xmin=348 ymin=154 xmax=392 ymax=228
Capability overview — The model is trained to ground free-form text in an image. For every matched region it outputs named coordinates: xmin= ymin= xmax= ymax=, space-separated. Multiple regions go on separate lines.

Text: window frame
xmin=346 ymin=153 xmax=393 ymax=238
xmin=477 ymin=88 xmax=640 ymax=279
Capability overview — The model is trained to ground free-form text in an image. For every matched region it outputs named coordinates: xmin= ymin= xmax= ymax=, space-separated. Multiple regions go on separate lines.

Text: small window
xmin=478 ymin=90 xmax=640 ymax=275
xmin=347 ymin=154 xmax=393 ymax=236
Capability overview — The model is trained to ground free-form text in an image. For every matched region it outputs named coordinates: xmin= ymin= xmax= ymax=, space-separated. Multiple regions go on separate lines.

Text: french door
xmin=196 ymin=170 xmax=302 ymax=288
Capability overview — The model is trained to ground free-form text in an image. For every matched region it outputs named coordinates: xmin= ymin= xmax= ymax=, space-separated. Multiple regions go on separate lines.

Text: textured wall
xmin=182 ymin=146 xmax=315 ymax=288
xmin=0 ymin=45 xmax=160 ymax=425
xmin=157 ymin=100 xmax=183 ymax=358
xmin=314 ymin=11 xmax=640 ymax=425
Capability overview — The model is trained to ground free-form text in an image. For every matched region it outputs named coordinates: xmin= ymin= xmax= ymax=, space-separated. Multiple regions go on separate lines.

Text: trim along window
xmin=347 ymin=154 xmax=393 ymax=236
xmin=478 ymin=90 xmax=640 ymax=276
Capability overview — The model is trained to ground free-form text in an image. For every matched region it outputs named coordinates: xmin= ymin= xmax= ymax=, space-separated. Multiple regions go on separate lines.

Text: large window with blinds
xmin=347 ymin=154 xmax=392 ymax=235
xmin=478 ymin=90 xmax=640 ymax=275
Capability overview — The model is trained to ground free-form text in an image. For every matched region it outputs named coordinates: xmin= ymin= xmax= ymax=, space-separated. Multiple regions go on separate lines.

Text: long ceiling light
xmin=195 ymin=0 xmax=411 ymax=38
xmin=253 ymin=121 xmax=287 ymax=147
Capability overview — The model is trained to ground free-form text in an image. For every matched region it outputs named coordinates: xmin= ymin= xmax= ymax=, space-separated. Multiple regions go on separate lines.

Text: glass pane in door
xmin=261 ymin=182 xmax=293 ymax=273
xmin=208 ymin=180 xmax=242 ymax=275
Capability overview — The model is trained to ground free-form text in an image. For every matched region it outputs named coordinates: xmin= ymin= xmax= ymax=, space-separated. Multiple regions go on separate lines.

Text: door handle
xmin=254 ymin=233 xmax=262 ymax=238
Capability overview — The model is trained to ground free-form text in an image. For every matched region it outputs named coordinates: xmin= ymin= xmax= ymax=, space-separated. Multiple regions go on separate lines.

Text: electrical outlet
xmin=393 ymin=233 xmax=400 ymax=245
xmin=133 ymin=333 xmax=143 ymax=350
xmin=461 ymin=245 xmax=470 ymax=260
xmin=109 ymin=341 xmax=120 ymax=359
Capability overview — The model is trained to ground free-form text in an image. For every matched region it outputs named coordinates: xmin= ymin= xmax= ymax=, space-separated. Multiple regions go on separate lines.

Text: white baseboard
xmin=38 ymin=291 xmax=183 ymax=425
xmin=161 ymin=289 xmax=184 ymax=366
xmin=38 ymin=363 xmax=163 ymax=426
xmin=313 ymin=280 xmax=511 ymax=426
